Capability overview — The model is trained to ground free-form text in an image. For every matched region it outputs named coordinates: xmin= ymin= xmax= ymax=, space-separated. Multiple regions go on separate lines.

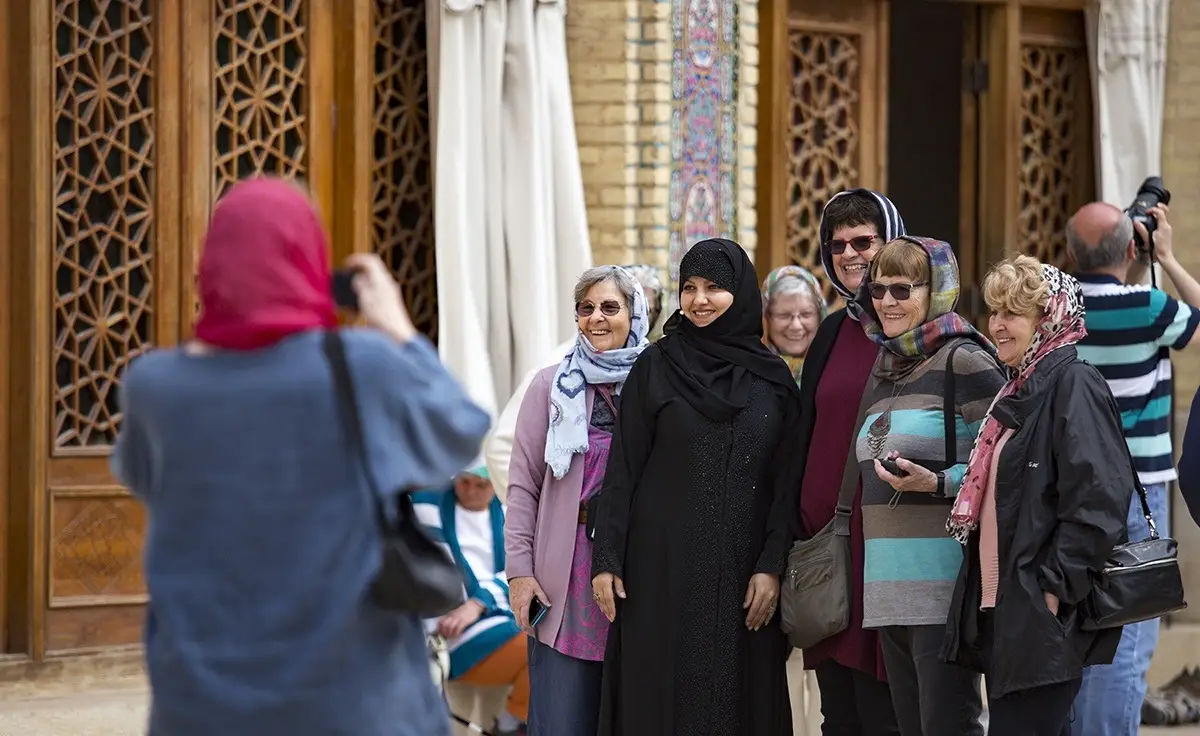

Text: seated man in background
xmin=414 ymin=467 xmax=528 ymax=736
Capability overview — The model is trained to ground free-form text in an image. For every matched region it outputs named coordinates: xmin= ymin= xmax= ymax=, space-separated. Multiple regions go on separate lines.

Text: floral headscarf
xmin=761 ymin=265 xmax=828 ymax=384
xmin=855 ymin=237 xmax=995 ymax=380
xmin=947 ymin=263 xmax=1087 ymax=542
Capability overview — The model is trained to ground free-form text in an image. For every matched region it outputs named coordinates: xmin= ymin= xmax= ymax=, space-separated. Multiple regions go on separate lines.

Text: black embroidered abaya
xmin=591 ymin=239 xmax=801 ymax=736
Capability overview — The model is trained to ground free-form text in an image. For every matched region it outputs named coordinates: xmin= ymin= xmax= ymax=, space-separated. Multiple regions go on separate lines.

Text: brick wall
xmin=565 ymin=0 xmax=671 ymax=270
xmin=738 ymin=0 xmax=759 ymax=261
xmin=567 ymin=0 xmax=758 ymax=273
xmin=1161 ymin=0 xmax=1200 ymax=624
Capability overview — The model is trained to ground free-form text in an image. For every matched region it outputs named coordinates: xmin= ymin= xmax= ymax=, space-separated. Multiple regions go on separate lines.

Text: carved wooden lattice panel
xmin=372 ymin=0 xmax=437 ymax=340
xmin=786 ymin=29 xmax=861 ymax=304
xmin=52 ymin=0 xmax=156 ymax=449
xmin=213 ymin=0 xmax=308 ymax=200
xmin=1018 ymin=44 xmax=1081 ymax=269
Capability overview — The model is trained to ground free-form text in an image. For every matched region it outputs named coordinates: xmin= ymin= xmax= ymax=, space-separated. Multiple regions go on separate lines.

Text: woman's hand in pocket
xmin=592 ymin=572 xmax=626 ymax=623
xmin=509 ymin=576 xmax=548 ymax=630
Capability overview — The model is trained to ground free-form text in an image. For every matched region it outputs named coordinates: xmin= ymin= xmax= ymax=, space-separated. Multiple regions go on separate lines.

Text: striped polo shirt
xmin=857 ymin=340 xmax=1006 ymax=628
xmin=1075 ymin=274 xmax=1200 ymax=485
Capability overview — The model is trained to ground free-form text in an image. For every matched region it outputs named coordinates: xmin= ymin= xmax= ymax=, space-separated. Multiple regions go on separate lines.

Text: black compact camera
xmin=1125 ymin=176 xmax=1171 ymax=259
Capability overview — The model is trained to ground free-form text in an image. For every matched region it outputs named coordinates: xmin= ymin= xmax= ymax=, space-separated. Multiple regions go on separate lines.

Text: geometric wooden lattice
xmin=1018 ymin=44 xmax=1080 ymax=270
xmin=213 ymin=0 xmax=308 ymax=201
xmin=372 ymin=0 xmax=437 ymax=340
xmin=52 ymin=0 xmax=156 ymax=449
xmin=785 ymin=29 xmax=861 ymax=305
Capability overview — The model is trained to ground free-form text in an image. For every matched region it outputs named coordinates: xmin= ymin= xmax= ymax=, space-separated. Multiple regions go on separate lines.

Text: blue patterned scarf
xmin=546 ymin=268 xmax=650 ymax=479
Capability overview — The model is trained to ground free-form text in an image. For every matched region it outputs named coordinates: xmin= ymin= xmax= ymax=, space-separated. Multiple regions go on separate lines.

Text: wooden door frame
xmin=0 ymin=0 xmax=11 ymax=655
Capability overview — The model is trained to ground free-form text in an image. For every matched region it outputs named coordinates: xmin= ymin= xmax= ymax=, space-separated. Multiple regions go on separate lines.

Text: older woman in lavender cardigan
xmin=504 ymin=266 xmax=649 ymax=736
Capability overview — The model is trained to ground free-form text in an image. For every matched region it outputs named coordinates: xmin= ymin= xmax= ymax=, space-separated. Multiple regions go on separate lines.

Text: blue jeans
xmin=1070 ymin=482 xmax=1169 ymax=736
xmin=526 ymin=638 xmax=602 ymax=736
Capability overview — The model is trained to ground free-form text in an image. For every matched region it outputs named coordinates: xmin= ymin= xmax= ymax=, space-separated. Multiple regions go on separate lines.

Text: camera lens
xmin=1124 ymin=176 xmax=1170 ymax=254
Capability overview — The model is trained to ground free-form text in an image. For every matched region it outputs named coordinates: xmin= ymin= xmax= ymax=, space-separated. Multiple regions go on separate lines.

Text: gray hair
xmin=1067 ymin=214 xmax=1133 ymax=272
xmin=573 ymin=265 xmax=640 ymax=310
xmin=768 ymin=274 xmax=819 ymax=307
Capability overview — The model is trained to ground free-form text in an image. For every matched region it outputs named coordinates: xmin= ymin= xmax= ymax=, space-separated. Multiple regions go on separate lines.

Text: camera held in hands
xmin=1125 ymin=176 xmax=1171 ymax=261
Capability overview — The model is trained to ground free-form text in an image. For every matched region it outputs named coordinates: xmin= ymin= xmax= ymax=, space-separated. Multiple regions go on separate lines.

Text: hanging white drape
xmin=1086 ymin=0 xmax=1171 ymax=206
xmin=433 ymin=0 xmax=593 ymax=415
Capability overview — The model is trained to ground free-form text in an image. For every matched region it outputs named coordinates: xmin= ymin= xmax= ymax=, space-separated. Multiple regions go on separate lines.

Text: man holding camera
xmin=1066 ymin=195 xmax=1200 ymax=736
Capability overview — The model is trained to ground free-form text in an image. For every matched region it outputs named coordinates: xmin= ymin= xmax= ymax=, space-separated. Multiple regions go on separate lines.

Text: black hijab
xmin=659 ymin=238 xmax=802 ymax=421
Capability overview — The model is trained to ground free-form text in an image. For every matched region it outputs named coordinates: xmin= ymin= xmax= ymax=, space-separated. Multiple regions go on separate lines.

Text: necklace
xmin=866 ymin=379 xmax=906 ymax=458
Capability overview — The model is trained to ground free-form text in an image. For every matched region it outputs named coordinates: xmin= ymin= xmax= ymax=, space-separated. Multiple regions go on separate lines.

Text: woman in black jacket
xmin=942 ymin=256 xmax=1133 ymax=736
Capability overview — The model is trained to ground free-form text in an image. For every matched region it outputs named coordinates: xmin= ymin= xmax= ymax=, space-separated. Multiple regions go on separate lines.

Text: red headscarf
xmin=194 ymin=178 xmax=338 ymax=350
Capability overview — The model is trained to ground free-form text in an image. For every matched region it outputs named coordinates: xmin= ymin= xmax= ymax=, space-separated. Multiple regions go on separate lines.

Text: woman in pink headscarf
xmin=113 ymin=178 xmax=489 ymax=736
xmin=942 ymin=255 xmax=1133 ymax=736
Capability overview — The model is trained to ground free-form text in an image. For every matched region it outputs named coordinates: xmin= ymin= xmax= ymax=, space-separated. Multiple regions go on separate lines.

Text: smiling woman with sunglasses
xmin=504 ymin=265 xmax=650 ymax=736
xmin=852 ymin=237 xmax=1005 ymax=736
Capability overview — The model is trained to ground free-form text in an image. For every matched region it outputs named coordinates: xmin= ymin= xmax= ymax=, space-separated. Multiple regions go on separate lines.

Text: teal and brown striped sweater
xmin=855 ymin=339 xmax=1004 ymax=628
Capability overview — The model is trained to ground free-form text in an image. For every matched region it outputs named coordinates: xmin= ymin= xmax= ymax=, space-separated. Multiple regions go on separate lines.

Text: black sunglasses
xmin=576 ymin=300 xmax=624 ymax=318
xmin=824 ymin=234 xmax=879 ymax=255
xmin=867 ymin=281 xmax=928 ymax=301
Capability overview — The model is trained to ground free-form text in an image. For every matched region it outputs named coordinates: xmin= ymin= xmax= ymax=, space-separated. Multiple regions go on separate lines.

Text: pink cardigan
xmin=504 ymin=364 xmax=595 ymax=648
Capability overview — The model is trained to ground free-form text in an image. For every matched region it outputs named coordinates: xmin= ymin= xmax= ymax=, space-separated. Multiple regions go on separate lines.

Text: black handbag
xmin=1082 ymin=444 xmax=1187 ymax=630
xmin=323 ymin=331 xmax=466 ymax=617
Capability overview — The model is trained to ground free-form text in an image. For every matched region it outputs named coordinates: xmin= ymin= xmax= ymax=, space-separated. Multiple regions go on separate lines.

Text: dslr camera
xmin=1125 ymin=176 xmax=1171 ymax=262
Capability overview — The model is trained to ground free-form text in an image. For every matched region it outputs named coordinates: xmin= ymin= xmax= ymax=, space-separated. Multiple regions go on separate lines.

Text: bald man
xmin=1065 ymin=201 xmax=1200 ymax=736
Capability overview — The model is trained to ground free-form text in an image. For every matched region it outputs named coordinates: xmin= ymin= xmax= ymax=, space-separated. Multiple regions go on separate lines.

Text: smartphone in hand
xmin=528 ymin=598 xmax=551 ymax=627
xmin=879 ymin=458 xmax=910 ymax=478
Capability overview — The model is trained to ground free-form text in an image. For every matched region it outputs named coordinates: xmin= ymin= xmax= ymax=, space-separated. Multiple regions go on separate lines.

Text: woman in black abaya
xmin=590 ymin=238 xmax=801 ymax=735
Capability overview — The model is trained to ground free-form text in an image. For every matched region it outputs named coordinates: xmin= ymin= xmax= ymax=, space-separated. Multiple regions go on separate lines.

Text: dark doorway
xmin=886 ymin=1 xmax=967 ymax=249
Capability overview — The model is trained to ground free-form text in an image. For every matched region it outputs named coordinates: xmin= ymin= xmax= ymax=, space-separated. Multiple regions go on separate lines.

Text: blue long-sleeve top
xmin=1179 ymin=385 xmax=1200 ymax=526
xmin=112 ymin=329 xmax=490 ymax=736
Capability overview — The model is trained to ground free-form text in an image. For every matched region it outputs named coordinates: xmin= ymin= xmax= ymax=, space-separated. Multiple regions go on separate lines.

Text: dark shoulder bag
xmin=1082 ymin=433 xmax=1187 ymax=629
xmin=780 ymin=342 xmax=966 ymax=648
xmin=323 ymin=331 xmax=465 ymax=617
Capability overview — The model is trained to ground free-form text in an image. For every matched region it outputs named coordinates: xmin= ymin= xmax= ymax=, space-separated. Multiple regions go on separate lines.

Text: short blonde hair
xmin=870 ymin=238 xmax=930 ymax=284
xmin=983 ymin=255 xmax=1049 ymax=317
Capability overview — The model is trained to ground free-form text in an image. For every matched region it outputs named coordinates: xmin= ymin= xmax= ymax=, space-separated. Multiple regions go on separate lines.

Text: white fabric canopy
xmin=1086 ymin=0 xmax=1170 ymax=206
xmin=432 ymin=0 xmax=593 ymax=417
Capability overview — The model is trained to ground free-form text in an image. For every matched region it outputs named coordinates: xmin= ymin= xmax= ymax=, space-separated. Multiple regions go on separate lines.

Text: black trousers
xmin=980 ymin=612 xmax=1081 ymax=736
xmin=988 ymin=678 xmax=1081 ymax=736
xmin=879 ymin=625 xmax=985 ymax=736
xmin=814 ymin=660 xmax=901 ymax=736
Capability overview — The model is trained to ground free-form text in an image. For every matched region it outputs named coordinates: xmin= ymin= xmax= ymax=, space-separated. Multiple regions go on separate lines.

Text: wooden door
xmin=6 ymin=0 xmax=343 ymax=658
xmin=4 ymin=0 xmax=437 ymax=658
xmin=179 ymin=0 xmax=336 ymax=323
xmin=757 ymin=0 xmax=888 ymax=304
xmin=974 ymin=3 xmax=1094 ymax=274
xmin=5 ymin=0 xmax=188 ymax=657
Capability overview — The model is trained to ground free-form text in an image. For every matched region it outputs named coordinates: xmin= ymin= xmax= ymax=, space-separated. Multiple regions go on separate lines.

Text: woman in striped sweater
xmin=851 ymin=237 xmax=1005 ymax=735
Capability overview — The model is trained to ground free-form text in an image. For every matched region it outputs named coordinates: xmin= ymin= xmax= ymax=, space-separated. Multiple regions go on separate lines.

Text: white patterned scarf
xmin=546 ymin=267 xmax=650 ymax=479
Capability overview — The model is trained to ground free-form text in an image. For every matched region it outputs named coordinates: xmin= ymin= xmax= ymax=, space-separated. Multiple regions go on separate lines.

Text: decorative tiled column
xmin=666 ymin=0 xmax=741 ymax=306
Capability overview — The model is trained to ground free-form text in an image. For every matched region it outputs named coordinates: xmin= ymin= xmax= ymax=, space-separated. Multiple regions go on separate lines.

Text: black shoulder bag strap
xmin=322 ymin=331 xmax=391 ymax=536
xmin=943 ymin=341 xmax=964 ymax=468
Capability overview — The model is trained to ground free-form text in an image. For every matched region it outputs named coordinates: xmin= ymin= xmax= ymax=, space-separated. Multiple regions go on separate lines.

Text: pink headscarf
xmin=194 ymin=179 xmax=338 ymax=350
xmin=947 ymin=264 xmax=1088 ymax=542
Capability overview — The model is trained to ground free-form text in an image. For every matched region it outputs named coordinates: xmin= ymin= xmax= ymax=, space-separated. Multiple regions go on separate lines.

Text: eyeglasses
xmin=768 ymin=312 xmax=815 ymax=324
xmin=867 ymin=282 xmax=928 ymax=301
xmin=576 ymin=300 xmax=624 ymax=318
xmin=824 ymin=234 xmax=879 ymax=255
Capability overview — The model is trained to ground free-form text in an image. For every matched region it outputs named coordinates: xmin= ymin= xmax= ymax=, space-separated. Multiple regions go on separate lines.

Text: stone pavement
xmin=0 ymin=678 xmax=1197 ymax=735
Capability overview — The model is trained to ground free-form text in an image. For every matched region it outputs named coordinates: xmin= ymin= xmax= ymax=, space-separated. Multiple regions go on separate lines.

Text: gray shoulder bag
xmin=781 ymin=342 xmax=966 ymax=649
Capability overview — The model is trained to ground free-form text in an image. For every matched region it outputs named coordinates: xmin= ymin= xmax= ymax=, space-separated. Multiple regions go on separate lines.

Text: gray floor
xmin=0 ymin=681 xmax=1195 ymax=736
